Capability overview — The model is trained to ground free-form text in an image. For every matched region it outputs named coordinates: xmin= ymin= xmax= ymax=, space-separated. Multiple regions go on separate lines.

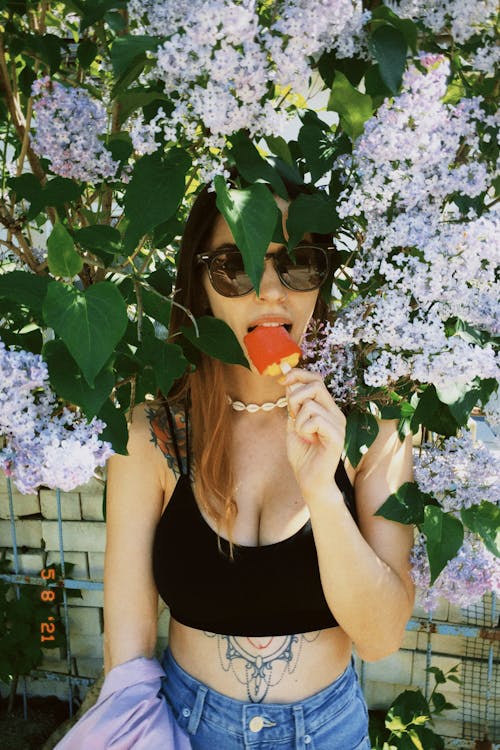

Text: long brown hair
xmin=165 ymin=178 xmax=334 ymax=542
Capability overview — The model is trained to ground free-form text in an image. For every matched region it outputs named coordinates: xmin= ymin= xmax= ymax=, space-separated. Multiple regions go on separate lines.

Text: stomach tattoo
xmin=203 ymin=631 xmax=321 ymax=702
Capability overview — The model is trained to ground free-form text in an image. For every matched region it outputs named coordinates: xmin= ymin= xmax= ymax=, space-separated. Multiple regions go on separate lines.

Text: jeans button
xmin=249 ymin=716 xmax=265 ymax=732
xmin=304 ymin=735 xmax=311 ymax=744
xmin=182 ymin=707 xmax=191 ymax=718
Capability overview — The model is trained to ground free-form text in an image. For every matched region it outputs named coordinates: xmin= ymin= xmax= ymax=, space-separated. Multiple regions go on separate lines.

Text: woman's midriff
xmin=168 ymin=617 xmax=353 ymax=704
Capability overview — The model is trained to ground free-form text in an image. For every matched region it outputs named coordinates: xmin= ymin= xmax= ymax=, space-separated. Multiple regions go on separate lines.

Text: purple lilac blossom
xmin=410 ymin=533 xmax=500 ymax=612
xmin=302 ymin=320 xmax=358 ymax=406
xmin=330 ymin=55 xmax=499 ymax=393
xmin=31 ymin=77 xmax=119 ymax=183
xmin=127 ymin=0 xmax=370 ymax=184
xmin=414 ymin=434 xmax=499 ymax=512
xmin=384 ymin=0 xmax=498 ymax=45
xmin=470 ymin=38 xmax=500 ymax=77
xmin=0 ymin=342 xmax=114 ymax=493
xmin=410 ymin=433 xmax=500 ymax=611
xmin=484 ymin=390 xmax=500 ymax=434
xmin=267 ymin=0 xmax=370 ymax=93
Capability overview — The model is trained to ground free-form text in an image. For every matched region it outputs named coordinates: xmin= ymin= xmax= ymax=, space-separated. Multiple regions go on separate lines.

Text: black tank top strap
xmin=334 ymin=458 xmax=358 ymax=524
xmin=163 ymin=401 xmax=186 ymax=477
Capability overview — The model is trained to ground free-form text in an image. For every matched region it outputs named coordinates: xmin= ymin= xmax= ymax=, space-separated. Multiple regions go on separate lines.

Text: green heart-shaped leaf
xmin=0 ymin=271 xmax=49 ymax=317
xmin=44 ymin=339 xmax=114 ymax=418
xmin=181 ymin=316 xmax=249 ymax=368
xmin=286 ymin=192 xmax=340 ymax=250
xmin=370 ymin=25 xmax=407 ymax=94
xmin=344 ymin=410 xmax=379 ymax=467
xmin=47 ymin=222 xmax=83 ymax=278
xmin=214 ymin=179 xmax=279 ymax=296
xmin=124 ymin=149 xmax=190 ymax=252
xmin=461 ymin=502 xmax=500 ymax=558
xmin=422 ymin=507 xmax=464 ymax=584
xmin=97 ymin=398 xmax=129 ymax=456
xmin=137 ymin=334 xmax=189 ymax=396
xmin=328 ymin=71 xmax=373 ymax=141
xmin=43 ymin=281 xmax=128 ymax=386
xmin=229 ymin=131 xmax=288 ymax=199
xmin=375 ymin=481 xmax=432 ymax=525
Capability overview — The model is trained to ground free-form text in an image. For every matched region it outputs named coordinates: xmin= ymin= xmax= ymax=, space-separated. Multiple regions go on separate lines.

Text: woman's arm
xmin=284 ymin=369 xmax=415 ymax=661
xmin=103 ymin=403 xmax=172 ymax=674
xmin=308 ymin=419 xmax=415 ymax=661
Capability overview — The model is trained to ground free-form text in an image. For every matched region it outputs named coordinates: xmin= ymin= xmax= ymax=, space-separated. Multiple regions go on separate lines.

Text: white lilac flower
xmin=410 ymin=533 xmax=500 ymax=612
xmin=31 ymin=77 xmax=119 ymax=183
xmin=385 ymin=0 xmax=498 ymax=44
xmin=0 ymin=341 xmax=114 ymax=493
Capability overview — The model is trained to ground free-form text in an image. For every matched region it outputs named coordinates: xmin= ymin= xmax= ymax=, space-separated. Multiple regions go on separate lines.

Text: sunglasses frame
xmin=195 ymin=243 xmax=331 ymax=298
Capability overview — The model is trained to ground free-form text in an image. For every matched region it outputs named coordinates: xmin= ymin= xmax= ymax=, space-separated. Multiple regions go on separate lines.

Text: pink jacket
xmin=54 ymin=657 xmax=192 ymax=749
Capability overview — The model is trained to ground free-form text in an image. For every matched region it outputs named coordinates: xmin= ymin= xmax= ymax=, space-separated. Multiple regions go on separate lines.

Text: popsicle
xmin=243 ymin=325 xmax=302 ymax=376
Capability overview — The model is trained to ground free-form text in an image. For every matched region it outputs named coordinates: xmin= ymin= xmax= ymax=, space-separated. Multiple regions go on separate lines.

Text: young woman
xmin=100 ymin=180 xmax=415 ymax=750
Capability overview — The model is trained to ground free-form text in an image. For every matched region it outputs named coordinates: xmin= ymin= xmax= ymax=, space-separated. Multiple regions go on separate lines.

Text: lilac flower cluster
xmin=0 ymin=341 xmax=114 ymax=493
xmin=128 ymin=0 xmax=274 ymax=182
xmin=328 ymin=55 xmax=499 ymax=395
xmin=470 ymin=37 xmax=500 ymax=77
xmin=484 ymin=390 xmax=500 ymax=434
xmin=302 ymin=320 xmax=358 ymax=406
xmin=385 ymin=0 xmax=498 ymax=44
xmin=410 ymin=533 xmax=500 ymax=612
xmin=31 ymin=77 xmax=119 ymax=183
xmin=409 ymin=433 xmax=500 ymax=611
xmin=268 ymin=0 xmax=370 ymax=93
xmin=414 ymin=433 xmax=499 ymax=513
xmin=127 ymin=0 xmax=370 ymax=183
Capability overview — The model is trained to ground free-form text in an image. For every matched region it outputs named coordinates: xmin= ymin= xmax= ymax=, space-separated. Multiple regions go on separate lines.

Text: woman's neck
xmin=223 ymin=364 xmax=286 ymax=406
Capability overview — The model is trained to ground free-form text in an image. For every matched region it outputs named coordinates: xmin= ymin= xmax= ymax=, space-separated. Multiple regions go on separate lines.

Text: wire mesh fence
xmin=462 ymin=595 xmax=499 ymax=743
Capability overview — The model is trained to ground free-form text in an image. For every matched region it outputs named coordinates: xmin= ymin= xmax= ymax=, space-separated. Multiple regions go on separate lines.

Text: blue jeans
xmin=160 ymin=647 xmax=371 ymax=750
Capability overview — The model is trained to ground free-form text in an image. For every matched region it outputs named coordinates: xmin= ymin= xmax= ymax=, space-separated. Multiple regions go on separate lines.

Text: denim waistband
xmin=161 ymin=647 xmax=358 ymax=738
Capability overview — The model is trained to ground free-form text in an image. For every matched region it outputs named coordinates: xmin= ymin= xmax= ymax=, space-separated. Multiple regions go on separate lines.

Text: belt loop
xmin=187 ymin=684 xmax=208 ymax=735
xmin=293 ymin=704 xmax=305 ymax=750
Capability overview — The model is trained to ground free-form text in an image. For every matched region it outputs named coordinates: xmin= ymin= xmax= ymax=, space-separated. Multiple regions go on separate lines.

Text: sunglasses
xmin=196 ymin=244 xmax=330 ymax=298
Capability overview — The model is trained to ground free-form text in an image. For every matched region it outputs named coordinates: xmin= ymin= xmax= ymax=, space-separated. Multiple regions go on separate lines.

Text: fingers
xmin=284 ymin=369 xmax=344 ymax=425
xmin=292 ymin=398 xmax=344 ymax=445
xmin=280 ymin=368 xmax=322 ymax=388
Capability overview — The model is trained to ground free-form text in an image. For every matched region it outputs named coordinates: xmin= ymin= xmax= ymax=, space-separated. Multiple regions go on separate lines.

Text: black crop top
xmin=152 ymin=404 xmax=358 ymax=636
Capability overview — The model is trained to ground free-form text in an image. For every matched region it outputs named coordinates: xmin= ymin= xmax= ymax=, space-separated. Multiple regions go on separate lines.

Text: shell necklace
xmin=227 ymin=395 xmax=288 ymax=413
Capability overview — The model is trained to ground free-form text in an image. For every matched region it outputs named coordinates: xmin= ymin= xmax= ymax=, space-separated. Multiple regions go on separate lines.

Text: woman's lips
xmin=246 ymin=318 xmax=292 ymax=333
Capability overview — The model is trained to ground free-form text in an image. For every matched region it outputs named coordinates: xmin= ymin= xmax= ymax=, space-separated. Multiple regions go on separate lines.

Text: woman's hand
xmin=282 ymin=368 xmax=346 ymax=502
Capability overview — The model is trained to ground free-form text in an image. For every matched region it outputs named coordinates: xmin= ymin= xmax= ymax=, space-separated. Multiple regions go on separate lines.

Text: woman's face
xmin=200 ymin=197 xmax=319 ymax=365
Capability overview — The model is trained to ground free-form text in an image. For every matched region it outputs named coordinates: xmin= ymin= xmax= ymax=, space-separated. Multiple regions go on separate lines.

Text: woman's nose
xmin=256 ymin=257 xmax=286 ymax=301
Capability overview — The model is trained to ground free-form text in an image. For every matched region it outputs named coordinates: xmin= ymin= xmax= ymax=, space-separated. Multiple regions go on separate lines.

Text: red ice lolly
xmin=243 ymin=325 xmax=302 ymax=376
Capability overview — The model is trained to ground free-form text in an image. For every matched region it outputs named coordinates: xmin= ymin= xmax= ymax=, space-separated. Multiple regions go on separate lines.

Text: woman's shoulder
xmin=135 ymin=398 xmax=188 ymax=479
xmin=354 ymin=417 xmax=413 ymax=482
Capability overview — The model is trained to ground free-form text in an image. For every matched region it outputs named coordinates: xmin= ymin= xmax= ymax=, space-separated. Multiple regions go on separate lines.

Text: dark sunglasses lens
xmin=209 ymin=252 xmax=252 ymax=297
xmin=279 ymin=246 xmax=328 ymax=290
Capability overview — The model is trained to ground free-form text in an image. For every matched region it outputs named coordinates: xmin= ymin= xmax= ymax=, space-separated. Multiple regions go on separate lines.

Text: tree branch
xmin=0 ymin=37 xmax=46 ymax=186
xmin=0 ymin=202 xmax=46 ymax=273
